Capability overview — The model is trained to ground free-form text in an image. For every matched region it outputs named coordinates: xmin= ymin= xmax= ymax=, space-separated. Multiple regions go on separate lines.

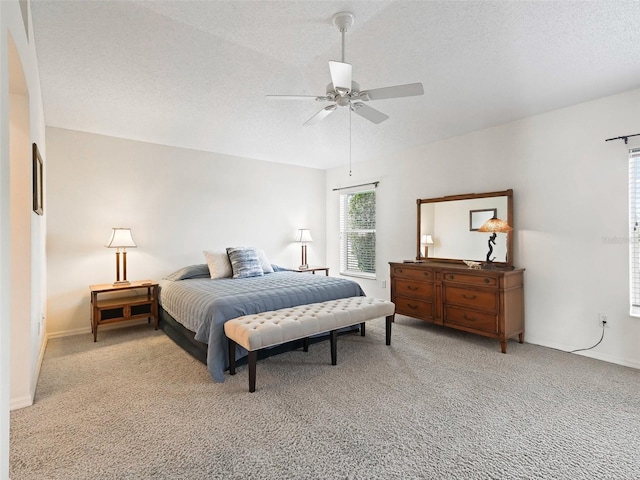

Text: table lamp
xmin=478 ymin=218 xmax=512 ymax=263
xmin=295 ymin=228 xmax=313 ymax=269
xmin=105 ymin=227 xmax=137 ymax=285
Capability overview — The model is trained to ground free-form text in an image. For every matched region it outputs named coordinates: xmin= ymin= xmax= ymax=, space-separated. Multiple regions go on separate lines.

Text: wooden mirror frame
xmin=416 ymin=189 xmax=514 ymax=266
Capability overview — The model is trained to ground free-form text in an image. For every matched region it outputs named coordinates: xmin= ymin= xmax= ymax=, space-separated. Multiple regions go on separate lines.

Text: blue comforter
xmin=159 ymin=272 xmax=365 ymax=381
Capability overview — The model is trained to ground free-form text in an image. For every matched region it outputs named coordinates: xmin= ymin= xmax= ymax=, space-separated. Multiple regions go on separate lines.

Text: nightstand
xmin=89 ymin=280 xmax=159 ymax=342
xmin=293 ymin=266 xmax=329 ymax=276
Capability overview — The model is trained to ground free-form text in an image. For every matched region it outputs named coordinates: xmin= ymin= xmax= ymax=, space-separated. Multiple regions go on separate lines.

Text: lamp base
xmin=299 ymin=264 xmax=308 ymax=270
xmin=112 ymin=280 xmax=131 ymax=286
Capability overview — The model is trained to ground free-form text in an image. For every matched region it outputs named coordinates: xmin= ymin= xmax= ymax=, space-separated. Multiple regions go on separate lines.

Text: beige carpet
xmin=10 ymin=316 xmax=640 ymax=479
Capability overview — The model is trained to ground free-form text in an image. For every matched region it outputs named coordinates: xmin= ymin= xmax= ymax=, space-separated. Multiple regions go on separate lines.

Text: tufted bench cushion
xmin=224 ymin=296 xmax=395 ymax=392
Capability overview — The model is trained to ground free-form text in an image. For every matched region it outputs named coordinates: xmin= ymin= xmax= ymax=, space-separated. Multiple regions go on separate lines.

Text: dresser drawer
xmin=444 ymin=305 xmax=497 ymax=333
xmin=443 ymin=272 xmax=497 ymax=287
xmin=394 ymin=296 xmax=434 ymax=320
xmin=395 ymin=278 xmax=434 ymax=300
xmin=444 ymin=286 xmax=497 ymax=311
xmin=392 ymin=266 xmax=434 ymax=281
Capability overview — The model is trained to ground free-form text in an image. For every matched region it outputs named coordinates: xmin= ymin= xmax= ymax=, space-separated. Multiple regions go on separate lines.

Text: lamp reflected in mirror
xmin=421 ymin=234 xmax=434 ymax=258
xmin=477 ymin=218 xmax=512 ymax=263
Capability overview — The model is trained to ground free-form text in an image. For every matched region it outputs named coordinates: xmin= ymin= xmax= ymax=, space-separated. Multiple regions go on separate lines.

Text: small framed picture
xmin=32 ymin=143 xmax=43 ymax=215
xmin=469 ymin=208 xmax=496 ymax=231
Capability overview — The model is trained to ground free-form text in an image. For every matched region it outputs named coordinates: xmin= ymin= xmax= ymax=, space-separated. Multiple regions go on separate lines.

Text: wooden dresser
xmin=389 ymin=262 xmax=524 ymax=353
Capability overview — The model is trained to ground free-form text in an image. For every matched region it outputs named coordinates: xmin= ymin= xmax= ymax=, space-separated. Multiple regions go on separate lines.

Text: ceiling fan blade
xmin=351 ymin=102 xmax=389 ymax=124
xmin=329 ymin=61 xmax=352 ymax=93
xmin=362 ymin=82 xmax=424 ymax=101
xmin=267 ymin=95 xmax=327 ymax=101
xmin=303 ymin=104 xmax=337 ymax=126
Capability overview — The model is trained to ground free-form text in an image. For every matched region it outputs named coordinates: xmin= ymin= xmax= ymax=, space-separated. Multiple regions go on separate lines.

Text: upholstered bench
xmin=224 ymin=297 xmax=396 ymax=392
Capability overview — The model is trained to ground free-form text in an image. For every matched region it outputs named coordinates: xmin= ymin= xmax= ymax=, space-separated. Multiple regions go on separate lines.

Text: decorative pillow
xmin=164 ymin=264 xmax=211 ymax=281
xmin=226 ymin=247 xmax=264 ymax=279
xmin=256 ymin=249 xmax=275 ymax=274
xmin=203 ymin=250 xmax=233 ymax=279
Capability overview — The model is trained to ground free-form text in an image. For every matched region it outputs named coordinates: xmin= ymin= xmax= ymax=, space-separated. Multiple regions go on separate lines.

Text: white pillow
xmin=203 ymin=250 xmax=232 ymax=279
xmin=256 ymin=249 xmax=274 ymax=274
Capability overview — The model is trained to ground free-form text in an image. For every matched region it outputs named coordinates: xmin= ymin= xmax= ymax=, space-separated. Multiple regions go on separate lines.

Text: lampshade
xmin=477 ymin=218 xmax=513 ymax=233
xmin=105 ymin=228 xmax=137 ymax=248
xmin=422 ymin=234 xmax=434 ymax=245
xmin=295 ymin=229 xmax=313 ymax=243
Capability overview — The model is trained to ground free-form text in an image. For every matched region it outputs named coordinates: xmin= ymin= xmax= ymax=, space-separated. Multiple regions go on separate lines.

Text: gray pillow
xmin=164 ymin=264 xmax=211 ymax=281
xmin=226 ymin=247 xmax=264 ymax=279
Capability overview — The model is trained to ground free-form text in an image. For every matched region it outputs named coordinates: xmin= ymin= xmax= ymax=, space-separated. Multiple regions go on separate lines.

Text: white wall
xmin=327 ymin=87 xmax=640 ymax=369
xmin=45 ymin=127 xmax=326 ymax=335
xmin=1 ymin=0 xmax=48 ymax=476
xmin=9 ymin=91 xmax=32 ymax=408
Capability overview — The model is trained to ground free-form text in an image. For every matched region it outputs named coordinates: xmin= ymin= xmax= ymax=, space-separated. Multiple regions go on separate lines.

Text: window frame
xmin=630 ymin=147 xmax=640 ymax=317
xmin=339 ymin=188 xmax=377 ymax=280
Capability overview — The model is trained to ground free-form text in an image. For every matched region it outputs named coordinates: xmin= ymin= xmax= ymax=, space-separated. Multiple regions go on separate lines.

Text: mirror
xmin=417 ymin=189 xmax=514 ymax=266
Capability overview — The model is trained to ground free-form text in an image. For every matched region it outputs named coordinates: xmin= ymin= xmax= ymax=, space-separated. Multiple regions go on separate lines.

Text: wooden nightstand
xmin=294 ymin=266 xmax=329 ymax=276
xmin=89 ymin=280 xmax=159 ymax=342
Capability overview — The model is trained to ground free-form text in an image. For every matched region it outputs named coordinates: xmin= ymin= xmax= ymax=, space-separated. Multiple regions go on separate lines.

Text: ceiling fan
xmin=268 ymin=12 xmax=424 ymax=126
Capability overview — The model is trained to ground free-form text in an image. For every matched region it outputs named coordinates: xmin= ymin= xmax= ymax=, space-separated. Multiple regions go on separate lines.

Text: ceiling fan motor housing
xmin=325 ymin=81 xmax=361 ymax=106
xmin=332 ymin=12 xmax=355 ymax=32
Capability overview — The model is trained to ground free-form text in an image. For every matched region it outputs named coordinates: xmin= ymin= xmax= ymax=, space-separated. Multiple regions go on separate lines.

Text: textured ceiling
xmin=31 ymin=0 xmax=640 ymax=170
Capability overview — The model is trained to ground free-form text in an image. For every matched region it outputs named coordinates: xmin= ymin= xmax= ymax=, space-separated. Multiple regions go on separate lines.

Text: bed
xmin=158 ymin=264 xmax=365 ymax=382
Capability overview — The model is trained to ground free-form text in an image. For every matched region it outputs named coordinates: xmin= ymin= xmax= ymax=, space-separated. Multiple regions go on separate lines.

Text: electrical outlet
xmin=599 ymin=313 xmax=609 ymax=327
xmin=381 ymin=280 xmax=387 ymax=288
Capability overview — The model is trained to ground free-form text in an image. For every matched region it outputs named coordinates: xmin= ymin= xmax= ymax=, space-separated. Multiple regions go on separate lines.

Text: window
xmin=630 ymin=148 xmax=640 ymax=316
xmin=339 ymin=189 xmax=376 ymax=278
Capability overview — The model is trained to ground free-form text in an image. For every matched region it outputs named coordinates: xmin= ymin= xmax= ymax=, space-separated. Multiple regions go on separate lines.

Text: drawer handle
xmin=462 ymin=294 xmax=477 ymax=300
xmin=397 ymin=269 xmax=403 ymax=273
xmin=424 ymin=272 xmax=430 ymax=277
xmin=463 ymin=314 xmax=477 ymax=322
xmin=448 ymin=275 xmax=454 ymax=280
xmin=484 ymin=278 xmax=490 ymax=284
xmin=407 ymin=303 xmax=419 ymax=309
xmin=407 ymin=285 xmax=419 ymax=291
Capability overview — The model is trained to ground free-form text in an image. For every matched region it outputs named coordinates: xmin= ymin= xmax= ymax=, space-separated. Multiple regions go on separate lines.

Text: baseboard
xmin=47 ymin=319 xmax=150 ymax=340
xmin=573 ymin=349 xmax=640 ymax=370
xmin=524 ymin=335 xmax=640 ymax=370
xmin=10 ymin=333 xmax=48 ymax=411
xmin=10 ymin=394 xmax=33 ymax=411
xmin=46 ymin=326 xmax=90 ymax=339
xmin=31 ymin=334 xmax=48 ymax=400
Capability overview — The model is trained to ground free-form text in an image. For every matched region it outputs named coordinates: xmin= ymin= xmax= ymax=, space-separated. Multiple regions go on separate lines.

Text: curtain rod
xmin=332 ymin=181 xmax=379 ymax=192
xmin=605 ymin=133 xmax=640 ymax=144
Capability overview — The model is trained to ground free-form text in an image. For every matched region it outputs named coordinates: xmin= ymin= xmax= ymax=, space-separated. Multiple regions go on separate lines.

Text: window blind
xmin=339 ymin=189 xmax=376 ymax=278
xmin=629 ymin=148 xmax=640 ymax=315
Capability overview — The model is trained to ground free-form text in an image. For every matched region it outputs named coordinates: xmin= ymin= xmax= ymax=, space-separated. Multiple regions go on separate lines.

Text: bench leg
xmin=303 ymin=337 xmax=309 ymax=352
xmin=330 ymin=329 xmax=337 ymax=365
xmin=386 ymin=315 xmax=394 ymax=345
xmin=228 ymin=339 xmax=236 ymax=375
xmin=248 ymin=350 xmax=257 ymax=393
xmin=360 ymin=322 xmax=365 ymax=336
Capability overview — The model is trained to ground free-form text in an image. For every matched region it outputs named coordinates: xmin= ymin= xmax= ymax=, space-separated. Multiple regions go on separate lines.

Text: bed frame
xmin=159 ymin=306 xmax=358 ymax=370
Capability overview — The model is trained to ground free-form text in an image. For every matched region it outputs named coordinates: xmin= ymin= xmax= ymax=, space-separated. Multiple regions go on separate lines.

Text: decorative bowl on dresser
xmin=389 ymin=262 xmax=524 ymax=353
